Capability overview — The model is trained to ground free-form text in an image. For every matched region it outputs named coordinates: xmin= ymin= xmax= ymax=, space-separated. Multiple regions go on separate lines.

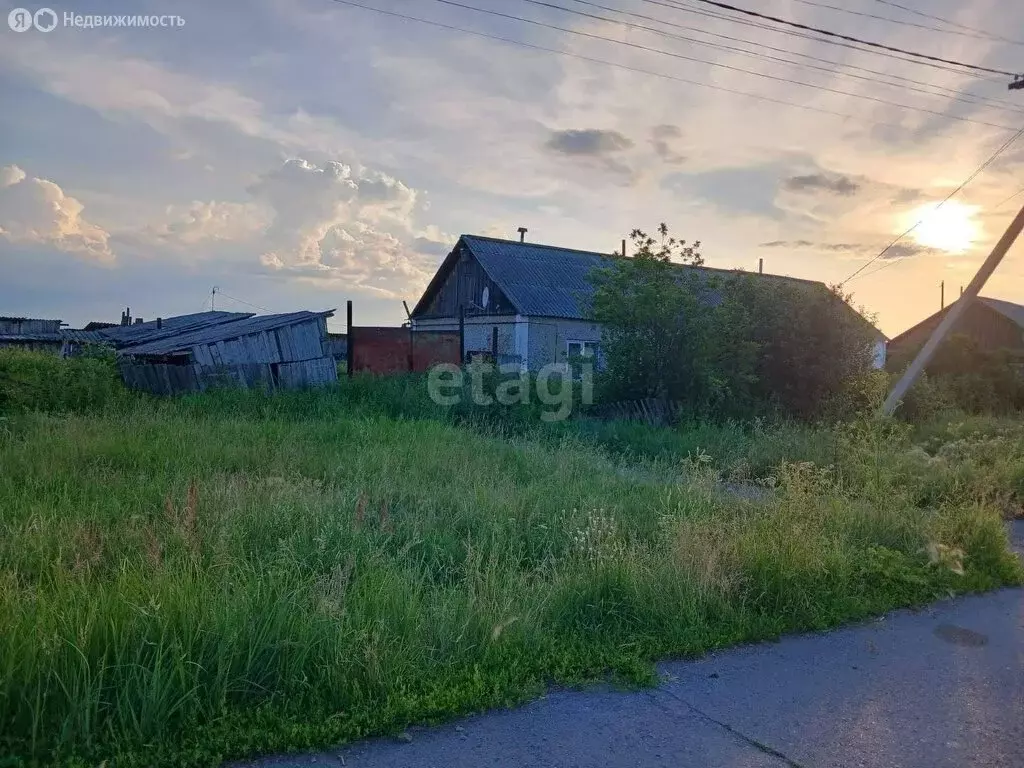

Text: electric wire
xmin=844 ymin=125 xmax=1024 ymax=283
xmin=647 ymin=0 xmax=1006 ymax=82
xmin=421 ymin=0 xmax=1017 ymax=129
xmin=677 ymin=0 xmax=1020 ymax=77
xmin=788 ymin=0 xmax=1017 ymax=44
xmin=558 ymin=0 xmax=1024 ymax=115
xmin=326 ymin=0 xmax=1003 ymax=130
xmin=872 ymin=0 xmax=1024 ymax=46
xmin=675 ymin=0 xmax=1019 ymax=78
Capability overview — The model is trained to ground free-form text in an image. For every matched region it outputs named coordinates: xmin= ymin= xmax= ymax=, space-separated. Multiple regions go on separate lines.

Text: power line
xmin=215 ymin=291 xmax=272 ymax=313
xmin=788 ymin=0 xmax=1017 ymax=44
xmin=680 ymin=0 xmax=1020 ymax=78
xmin=858 ymin=182 xmax=1024 ymax=281
xmin=423 ymin=0 xmax=1016 ymax=129
xmin=844 ymin=125 xmax=1024 ymax=283
xmin=994 ymin=184 xmax=1024 ymax=211
xmin=561 ymin=0 xmax=1024 ymax=116
xmin=325 ymin=0 xmax=921 ymax=128
xmin=649 ymin=0 xmax=1006 ymax=82
xmin=872 ymin=0 xmax=1024 ymax=46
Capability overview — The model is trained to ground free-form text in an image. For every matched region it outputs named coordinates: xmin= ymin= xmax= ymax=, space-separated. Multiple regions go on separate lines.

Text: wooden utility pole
xmin=880 ymin=201 xmax=1024 ymax=416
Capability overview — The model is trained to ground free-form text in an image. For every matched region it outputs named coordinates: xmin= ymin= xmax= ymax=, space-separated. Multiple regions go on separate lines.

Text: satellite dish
xmin=481 ymin=286 xmax=490 ymax=309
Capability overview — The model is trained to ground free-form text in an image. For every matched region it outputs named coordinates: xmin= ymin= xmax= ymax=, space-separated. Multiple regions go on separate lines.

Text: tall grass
xmin=0 ymin=348 xmax=123 ymax=415
xmin=1 ymin=386 xmax=1021 ymax=766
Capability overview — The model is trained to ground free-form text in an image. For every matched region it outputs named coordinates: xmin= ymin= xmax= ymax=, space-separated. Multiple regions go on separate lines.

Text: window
xmin=566 ymin=340 xmax=598 ymax=359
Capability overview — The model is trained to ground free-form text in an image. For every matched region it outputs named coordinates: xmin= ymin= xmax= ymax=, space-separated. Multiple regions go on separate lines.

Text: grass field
xmin=1 ymin=372 xmax=1022 ymax=766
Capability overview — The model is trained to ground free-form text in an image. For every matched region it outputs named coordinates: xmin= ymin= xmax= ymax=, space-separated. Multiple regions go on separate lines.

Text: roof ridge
xmin=460 ymin=233 xmax=826 ymax=288
xmin=462 ymin=234 xmax=617 ymax=258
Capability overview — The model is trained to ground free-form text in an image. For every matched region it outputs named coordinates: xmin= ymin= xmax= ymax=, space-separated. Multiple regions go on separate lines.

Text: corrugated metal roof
xmin=120 ymin=310 xmax=334 ymax=357
xmin=463 ymin=236 xmax=611 ymax=319
xmin=979 ymin=296 xmax=1024 ymax=329
xmin=61 ymin=329 xmax=111 ymax=344
xmin=1 ymin=330 xmax=114 ymax=344
xmin=460 ymin=235 xmax=837 ymax=320
xmin=98 ymin=311 xmax=252 ymax=346
xmin=0 ymin=333 xmax=63 ymax=343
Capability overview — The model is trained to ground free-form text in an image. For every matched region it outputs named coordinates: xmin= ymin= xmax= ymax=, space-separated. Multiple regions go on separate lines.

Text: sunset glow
xmin=907 ymin=200 xmax=981 ymax=254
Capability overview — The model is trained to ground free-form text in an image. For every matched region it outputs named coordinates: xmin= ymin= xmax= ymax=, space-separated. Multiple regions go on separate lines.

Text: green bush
xmin=0 ymin=348 xmax=123 ymax=415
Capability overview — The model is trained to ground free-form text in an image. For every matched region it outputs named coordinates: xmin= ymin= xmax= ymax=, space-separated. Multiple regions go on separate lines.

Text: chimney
xmin=758 ymin=258 xmax=764 ymax=274
xmin=621 ymin=238 xmax=626 ymax=257
xmin=156 ymin=317 xmax=163 ymax=329
xmin=941 ymin=281 xmax=945 ymax=309
xmin=517 ymin=226 xmax=528 ymax=243
xmin=134 ymin=318 xmax=144 ymax=325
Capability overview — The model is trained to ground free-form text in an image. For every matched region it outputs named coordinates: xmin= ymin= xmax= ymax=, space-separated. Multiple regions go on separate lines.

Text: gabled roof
xmin=120 ymin=310 xmax=334 ymax=357
xmin=978 ymin=296 xmax=1024 ymax=329
xmin=414 ymin=235 xmax=884 ymax=337
xmin=461 ymin=235 xmax=612 ymax=319
xmin=888 ymin=295 xmax=1024 ymax=346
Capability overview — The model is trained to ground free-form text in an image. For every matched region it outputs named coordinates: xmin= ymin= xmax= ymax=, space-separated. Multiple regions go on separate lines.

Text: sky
xmin=1 ymin=0 xmax=1023 ymax=336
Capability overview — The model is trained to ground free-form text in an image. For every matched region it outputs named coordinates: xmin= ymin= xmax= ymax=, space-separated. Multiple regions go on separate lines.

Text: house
xmin=117 ymin=310 xmax=337 ymax=395
xmin=0 ymin=316 xmax=108 ymax=356
xmin=409 ymin=235 xmax=887 ymax=370
xmin=0 ymin=317 xmax=65 ymax=354
xmin=886 ymin=296 xmax=1024 ymax=368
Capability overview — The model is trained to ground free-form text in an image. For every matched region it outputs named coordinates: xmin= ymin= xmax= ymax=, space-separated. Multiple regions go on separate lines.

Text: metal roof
xmin=98 ymin=311 xmax=252 ymax=346
xmin=462 ymin=236 xmax=612 ymax=319
xmin=452 ymin=235 xmax=864 ymax=326
xmin=120 ymin=310 xmax=334 ymax=357
xmin=61 ymin=329 xmax=111 ymax=344
xmin=0 ymin=333 xmax=63 ymax=343
xmin=979 ymin=296 xmax=1024 ymax=329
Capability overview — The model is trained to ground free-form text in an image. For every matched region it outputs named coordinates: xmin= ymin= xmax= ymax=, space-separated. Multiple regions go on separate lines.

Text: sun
xmin=905 ymin=200 xmax=980 ymax=254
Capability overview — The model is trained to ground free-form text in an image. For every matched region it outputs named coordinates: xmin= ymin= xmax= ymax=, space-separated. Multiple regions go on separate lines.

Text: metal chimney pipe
xmin=758 ymin=258 xmax=764 ymax=274
xmin=517 ymin=227 xmax=528 ymax=243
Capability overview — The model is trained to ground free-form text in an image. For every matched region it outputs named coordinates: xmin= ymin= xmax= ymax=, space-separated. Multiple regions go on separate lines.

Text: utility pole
xmin=880 ymin=201 xmax=1024 ymax=416
xmin=211 ymin=286 xmax=218 ymax=311
xmin=940 ymin=280 xmax=945 ymax=309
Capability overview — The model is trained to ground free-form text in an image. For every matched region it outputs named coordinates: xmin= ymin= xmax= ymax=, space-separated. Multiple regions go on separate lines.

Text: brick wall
xmin=350 ymin=327 xmax=460 ymax=374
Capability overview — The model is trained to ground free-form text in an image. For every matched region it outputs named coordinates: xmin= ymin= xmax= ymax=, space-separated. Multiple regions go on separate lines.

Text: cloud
xmin=882 ymin=242 xmax=942 ymax=260
xmin=545 ymin=128 xmax=633 ymax=156
xmin=145 ymin=201 xmax=269 ymax=246
xmin=781 ymin=173 xmax=861 ymax=196
xmin=650 ymin=125 xmax=685 ymax=165
xmin=0 ymin=165 xmax=114 ymax=263
xmin=0 ymin=165 xmax=27 ymax=188
xmin=247 ymin=157 xmax=439 ymax=297
xmin=760 ymin=239 xmax=866 ymax=252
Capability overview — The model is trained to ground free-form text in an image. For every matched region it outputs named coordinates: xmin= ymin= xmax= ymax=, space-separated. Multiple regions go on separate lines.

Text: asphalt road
xmin=239 ymin=522 xmax=1024 ymax=768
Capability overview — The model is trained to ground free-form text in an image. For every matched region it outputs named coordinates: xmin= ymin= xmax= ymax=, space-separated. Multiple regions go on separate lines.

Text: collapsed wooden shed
xmin=118 ymin=310 xmax=337 ymax=395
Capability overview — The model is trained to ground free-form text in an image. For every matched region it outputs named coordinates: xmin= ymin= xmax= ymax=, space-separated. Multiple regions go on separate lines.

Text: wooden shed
xmin=117 ymin=310 xmax=337 ymax=395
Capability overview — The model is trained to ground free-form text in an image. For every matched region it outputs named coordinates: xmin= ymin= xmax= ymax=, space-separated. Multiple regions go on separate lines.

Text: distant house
xmin=887 ymin=296 xmax=1024 ymax=367
xmin=0 ymin=317 xmax=65 ymax=355
xmin=118 ymin=310 xmax=337 ymax=395
xmin=409 ymin=235 xmax=887 ymax=370
xmin=0 ymin=316 xmax=108 ymax=357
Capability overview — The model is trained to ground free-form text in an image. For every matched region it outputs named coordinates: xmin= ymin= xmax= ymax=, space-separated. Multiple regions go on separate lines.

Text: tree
xmin=590 ymin=226 xmax=757 ymax=417
xmin=590 ymin=225 xmax=880 ymax=421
